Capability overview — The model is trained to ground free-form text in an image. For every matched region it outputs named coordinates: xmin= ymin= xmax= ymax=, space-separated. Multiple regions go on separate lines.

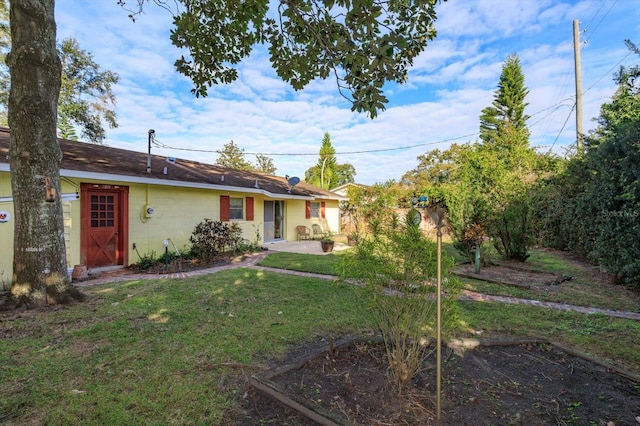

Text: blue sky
xmin=55 ymin=0 xmax=639 ymax=185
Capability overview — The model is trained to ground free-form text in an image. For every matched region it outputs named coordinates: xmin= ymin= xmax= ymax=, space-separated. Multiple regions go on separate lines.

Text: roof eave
xmin=61 ymin=169 xmax=324 ymax=200
xmin=1 ymin=164 xmax=344 ymax=201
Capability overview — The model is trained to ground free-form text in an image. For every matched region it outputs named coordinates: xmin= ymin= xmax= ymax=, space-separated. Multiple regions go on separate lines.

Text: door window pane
xmin=90 ymin=195 xmax=115 ymax=227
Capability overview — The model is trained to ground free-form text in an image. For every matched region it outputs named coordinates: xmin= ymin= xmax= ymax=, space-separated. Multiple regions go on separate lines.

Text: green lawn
xmin=2 ymin=246 xmax=639 ymax=425
xmin=257 ymin=250 xmax=347 ymax=275
xmin=455 ymin=246 xmax=640 ymax=312
xmin=277 ymin=241 xmax=640 ymax=312
xmin=0 ymin=269 xmax=372 ymax=425
xmin=256 ymin=248 xmax=640 ymax=372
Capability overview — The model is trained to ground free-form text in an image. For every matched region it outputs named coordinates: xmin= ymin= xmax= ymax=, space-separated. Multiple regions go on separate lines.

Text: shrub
xmin=340 ymin=215 xmax=459 ymax=392
xmin=189 ymin=219 xmax=232 ymax=260
xmin=134 ymin=250 xmax=159 ymax=270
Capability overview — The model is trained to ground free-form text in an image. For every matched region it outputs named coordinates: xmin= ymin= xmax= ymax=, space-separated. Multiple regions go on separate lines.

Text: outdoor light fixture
xmin=61 ymin=192 xmax=79 ymax=201
xmin=163 ymin=239 xmax=169 ymax=272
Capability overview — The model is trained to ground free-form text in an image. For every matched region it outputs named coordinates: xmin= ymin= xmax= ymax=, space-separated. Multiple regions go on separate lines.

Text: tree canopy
xmin=124 ymin=0 xmax=443 ymax=118
xmin=305 ymin=132 xmax=355 ymax=189
xmin=215 ymin=140 xmax=277 ymax=174
xmin=1 ymin=1 xmax=119 ymax=143
xmin=56 ymin=38 xmax=119 ymax=143
xmin=404 ymin=55 xmax=544 ymax=262
xmin=254 ymin=154 xmax=277 ymax=175
xmin=215 ymin=140 xmax=254 ymax=170
xmin=479 ymin=54 xmax=530 ymax=149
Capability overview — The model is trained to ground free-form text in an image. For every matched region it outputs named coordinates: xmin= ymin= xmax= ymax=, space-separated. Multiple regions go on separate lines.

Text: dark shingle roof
xmin=0 ymin=127 xmax=342 ymax=200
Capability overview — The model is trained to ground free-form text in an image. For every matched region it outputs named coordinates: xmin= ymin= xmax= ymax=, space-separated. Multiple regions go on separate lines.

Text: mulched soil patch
xmin=225 ymin=336 xmax=640 ymax=425
xmin=452 ymin=262 xmax=572 ymax=289
xmin=126 ymin=252 xmax=240 ymax=274
xmin=72 ymin=251 xmax=260 ymax=282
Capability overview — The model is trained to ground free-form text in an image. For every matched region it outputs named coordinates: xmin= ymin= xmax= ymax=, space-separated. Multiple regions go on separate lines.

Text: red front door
xmin=81 ymin=184 xmax=129 ymax=268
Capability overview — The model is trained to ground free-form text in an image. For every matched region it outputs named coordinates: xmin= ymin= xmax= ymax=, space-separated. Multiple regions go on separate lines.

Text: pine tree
xmin=305 ymin=132 xmax=337 ymax=189
xmin=479 ymin=54 xmax=530 ymax=149
xmin=474 ymin=54 xmax=537 ymax=260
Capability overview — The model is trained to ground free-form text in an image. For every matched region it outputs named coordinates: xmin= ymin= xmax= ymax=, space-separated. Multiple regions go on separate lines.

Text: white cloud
xmin=54 ymin=0 xmax=638 ymax=185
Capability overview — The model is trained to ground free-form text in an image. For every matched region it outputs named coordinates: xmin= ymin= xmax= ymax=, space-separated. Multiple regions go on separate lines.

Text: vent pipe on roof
xmin=147 ymin=129 xmax=155 ymax=173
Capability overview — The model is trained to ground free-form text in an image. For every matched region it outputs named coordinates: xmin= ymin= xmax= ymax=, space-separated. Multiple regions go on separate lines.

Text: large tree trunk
xmin=7 ymin=0 xmax=83 ymax=307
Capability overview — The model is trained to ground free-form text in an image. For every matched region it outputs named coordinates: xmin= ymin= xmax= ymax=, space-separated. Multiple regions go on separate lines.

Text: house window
xmin=310 ymin=202 xmax=320 ymax=218
xmin=305 ymin=200 xmax=326 ymax=219
xmin=229 ymin=197 xmax=244 ymax=220
xmin=221 ymin=196 xmax=254 ymax=222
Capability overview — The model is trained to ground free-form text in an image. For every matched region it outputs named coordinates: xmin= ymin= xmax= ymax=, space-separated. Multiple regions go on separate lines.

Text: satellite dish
xmin=287 ymin=176 xmax=300 ymax=194
xmin=287 ymin=176 xmax=300 ymax=186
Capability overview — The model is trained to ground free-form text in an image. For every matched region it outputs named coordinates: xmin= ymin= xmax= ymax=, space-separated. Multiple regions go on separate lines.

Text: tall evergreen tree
xmin=475 ymin=54 xmax=535 ymax=260
xmin=479 ymin=54 xmax=530 ymax=149
xmin=318 ymin=132 xmax=337 ymax=189
xmin=305 ymin=133 xmax=356 ymax=189
xmin=305 ymin=132 xmax=339 ymax=189
xmin=429 ymin=55 xmax=537 ymax=262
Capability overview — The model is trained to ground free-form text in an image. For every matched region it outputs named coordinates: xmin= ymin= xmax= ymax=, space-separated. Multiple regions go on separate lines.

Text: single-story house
xmin=0 ymin=127 xmax=344 ymax=288
xmin=331 ymin=182 xmax=371 ymax=234
xmin=330 ymin=182 xmax=369 ymax=198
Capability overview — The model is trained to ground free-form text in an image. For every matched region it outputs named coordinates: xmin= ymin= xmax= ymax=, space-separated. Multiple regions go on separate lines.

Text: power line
xmin=150 ymin=95 xmax=583 ymax=158
xmin=584 ymin=51 xmax=632 ymax=93
xmin=528 ymin=100 xmax=574 ymax=129
xmin=152 ymin=133 xmax=480 ymax=157
xmin=583 ymin=0 xmax=618 ymax=45
xmin=582 ymin=0 xmax=606 ymax=34
xmin=549 ymin=103 xmax=576 ymax=152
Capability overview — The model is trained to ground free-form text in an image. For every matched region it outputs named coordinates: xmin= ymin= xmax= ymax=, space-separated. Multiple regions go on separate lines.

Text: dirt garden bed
xmin=226 ymin=335 xmax=640 ymax=425
xmin=452 ymin=262 xmax=572 ymax=289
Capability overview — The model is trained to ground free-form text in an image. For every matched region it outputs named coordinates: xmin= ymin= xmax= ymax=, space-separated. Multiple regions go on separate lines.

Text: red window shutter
xmin=220 ymin=195 xmax=230 ymax=222
xmin=305 ymin=201 xmax=311 ymax=219
xmin=321 ymin=202 xmax=326 ymax=219
xmin=246 ymin=197 xmax=254 ymax=221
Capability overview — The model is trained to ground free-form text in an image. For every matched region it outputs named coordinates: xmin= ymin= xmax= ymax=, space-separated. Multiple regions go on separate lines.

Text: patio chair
xmin=296 ymin=225 xmax=311 ymax=241
xmin=311 ymin=224 xmax=327 ymax=240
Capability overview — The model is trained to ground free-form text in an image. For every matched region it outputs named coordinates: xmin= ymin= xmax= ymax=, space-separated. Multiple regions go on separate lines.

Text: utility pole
xmin=573 ymin=19 xmax=583 ymax=152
